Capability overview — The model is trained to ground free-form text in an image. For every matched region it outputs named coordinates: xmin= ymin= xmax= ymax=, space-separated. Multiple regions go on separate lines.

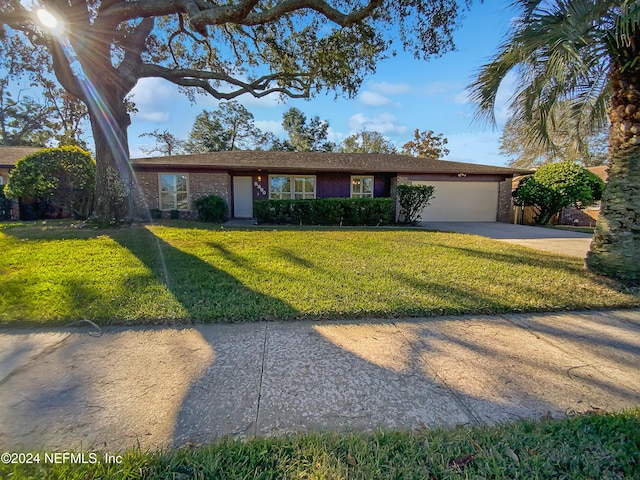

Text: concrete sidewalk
xmin=1 ymin=309 xmax=639 ymax=452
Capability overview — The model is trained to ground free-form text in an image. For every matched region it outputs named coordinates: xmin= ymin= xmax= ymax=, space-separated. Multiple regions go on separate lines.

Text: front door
xmin=233 ymin=176 xmax=254 ymax=218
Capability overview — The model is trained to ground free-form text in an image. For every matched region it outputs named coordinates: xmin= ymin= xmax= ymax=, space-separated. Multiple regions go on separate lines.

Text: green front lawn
xmin=1 ymin=220 xmax=638 ymax=326
xmin=3 ymin=409 xmax=639 ymax=479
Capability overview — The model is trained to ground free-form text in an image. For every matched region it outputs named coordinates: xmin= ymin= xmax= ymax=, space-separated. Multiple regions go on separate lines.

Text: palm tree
xmin=469 ymin=0 xmax=640 ymax=282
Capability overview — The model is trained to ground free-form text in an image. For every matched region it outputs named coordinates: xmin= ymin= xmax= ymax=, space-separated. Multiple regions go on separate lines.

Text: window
xmin=0 ymin=175 xmax=4 ymax=186
xmin=159 ymin=174 xmax=189 ymax=210
xmin=351 ymin=176 xmax=374 ymax=198
xmin=269 ymin=175 xmax=316 ymax=199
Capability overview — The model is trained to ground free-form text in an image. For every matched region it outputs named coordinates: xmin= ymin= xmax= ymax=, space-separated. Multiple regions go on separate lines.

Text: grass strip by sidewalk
xmin=2 ymin=409 xmax=638 ymax=479
xmin=1 ymin=220 xmax=639 ymax=326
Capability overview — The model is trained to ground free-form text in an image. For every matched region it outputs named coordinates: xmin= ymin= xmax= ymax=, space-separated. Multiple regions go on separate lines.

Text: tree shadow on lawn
xmin=111 ymin=228 xmax=298 ymax=323
xmin=0 ymin=223 xmax=298 ymax=324
xmin=432 ymin=242 xmax=587 ymax=274
xmin=389 ymin=271 xmax=515 ymax=315
xmin=438 ymin=243 xmax=640 ymax=300
xmin=207 ymin=242 xmax=323 ymax=273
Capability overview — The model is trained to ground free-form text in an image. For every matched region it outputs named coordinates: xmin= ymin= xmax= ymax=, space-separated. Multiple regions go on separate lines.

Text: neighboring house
xmin=132 ymin=151 xmax=529 ymax=222
xmin=0 ymin=146 xmax=43 ymax=220
xmin=0 ymin=146 xmax=43 ymax=187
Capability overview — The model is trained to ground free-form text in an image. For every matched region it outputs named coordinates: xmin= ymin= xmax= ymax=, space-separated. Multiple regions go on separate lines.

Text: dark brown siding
xmin=318 ymin=173 xmax=351 ymax=198
xmin=231 ymin=170 xmax=394 ymax=199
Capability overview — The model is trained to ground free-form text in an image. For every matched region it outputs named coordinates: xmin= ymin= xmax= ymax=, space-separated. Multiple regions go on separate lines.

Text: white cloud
xmin=327 ymin=127 xmax=345 ymax=144
xmin=238 ymin=91 xmax=284 ymax=108
xmin=136 ymin=112 xmax=170 ymax=122
xmin=422 ymin=81 xmax=457 ymax=96
xmin=130 ymin=78 xmax=175 ymax=105
xmin=255 ymin=119 xmax=284 ymax=136
xmin=348 ymin=113 xmax=407 ymax=134
xmin=130 ymin=78 xmax=178 ymax=124
xmin=453 ymin=89 xmax=471 ymax=105
xmin=369 ymin=81 xmax=412 ymax=95
xmin=358 ymin=91 xmax=392 ymax=106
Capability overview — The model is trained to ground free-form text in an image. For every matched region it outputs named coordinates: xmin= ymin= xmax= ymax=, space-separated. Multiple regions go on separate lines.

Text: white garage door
xmin=412 ymin=181 xmax=499 ymax=222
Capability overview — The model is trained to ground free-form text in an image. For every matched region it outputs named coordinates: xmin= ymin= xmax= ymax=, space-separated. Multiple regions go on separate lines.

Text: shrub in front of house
xmin=194 ymin=195 xmax=229 ymax=223
xmin=0 ymin=186 xmax=12 ymax=220
xmin=4 ymin=146 xmax=96 ymax=220
xmin=254 ymin=198 xmax=393 ymax=226
xmin=397 ymin=184 xmax=436 ymax=224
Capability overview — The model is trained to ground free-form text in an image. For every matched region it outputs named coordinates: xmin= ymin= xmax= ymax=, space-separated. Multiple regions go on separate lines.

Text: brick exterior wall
xmin=497 ymin=178 xmax=512 ymax=223
xmin=136 ymin=172 xmax=160 ymax=212
xmin=135 ymin=171 xmax=231 ymax=220
xmin=189 ymin=172 xmax=231 ymax=207
xmin=559 ymin=205 xmax=599 ymax=226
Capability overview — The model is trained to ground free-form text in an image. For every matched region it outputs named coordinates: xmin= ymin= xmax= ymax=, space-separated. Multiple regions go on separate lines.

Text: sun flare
xmin=37 ymin=9 xmax=58 ymax=29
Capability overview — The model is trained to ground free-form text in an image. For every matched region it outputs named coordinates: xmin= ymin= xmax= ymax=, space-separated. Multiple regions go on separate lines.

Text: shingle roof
xmin=588 ymin=165 xmax=608 ymax=181
xmin=0 ymin=146 xmax=43 ymax=167
xmin=132 ymin=151 xmax=530 ymax=176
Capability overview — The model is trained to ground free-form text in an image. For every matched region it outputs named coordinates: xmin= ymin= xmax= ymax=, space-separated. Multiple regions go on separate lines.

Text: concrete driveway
xmin=422 ymin=221 xmax=593 ymax=258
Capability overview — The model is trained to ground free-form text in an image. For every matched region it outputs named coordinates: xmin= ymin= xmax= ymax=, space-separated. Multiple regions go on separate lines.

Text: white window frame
xmin=159 ymin=173 xmax=190 ymax=211
xmin=0 ymin=175 xmax=4 ymax=186
xmin=351 ymin=175 xmax=374 ymax=198
xmin=269 ymin=175 xmax=316 ymax=200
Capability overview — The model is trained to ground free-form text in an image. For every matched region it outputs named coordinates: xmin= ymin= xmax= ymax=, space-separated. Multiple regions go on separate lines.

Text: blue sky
xmin=127 ymin=1 xmax=520 ymax=166
xmin=8 ymin=1 xmax=519 ymax=166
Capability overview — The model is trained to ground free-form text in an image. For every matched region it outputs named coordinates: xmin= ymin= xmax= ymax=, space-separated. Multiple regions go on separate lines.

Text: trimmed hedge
xmin=255 ymin=197 xmax=393 ymax=226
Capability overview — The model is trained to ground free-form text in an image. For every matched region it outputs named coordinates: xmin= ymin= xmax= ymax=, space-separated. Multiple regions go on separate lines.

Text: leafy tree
xmin=0 ymin=78 xmax=89 ymax=148
xmin=340 ymin=130 xmax=397 ymax=154
xmin=216 ymin=101 xmax=263 ymax=150
xmin=2 ymin=0 xmax=471 ymax=224
xmin=0 ymin=79 xmax=54 ymax=146
xmin=282 ymin=107 xmax=335 ymax=152
xmin=186 ymin=101 xmax=282 ymax=153
xmin=185 ymin=110 xmax=232 ymax=153
xmin=42 ymin=80 xmax=90 ymax=148
xmin=267 ymin=136 xmax=296 ymax=152
xmin=402 ymin=129 xmax=450 ymax=159
xmin=468 ymin=0 xmax=640 ymax=281
xmin=5 ymin=146 xmax=96 ymax=219
xmin=513 ymin=162 xmax=605 ymax=226
xmin=500 ymin=106 xmax=608 ymax=169
xmin=397 ymin=184 xmax=436 ymax=224
xmin=139 ymin=129 xmax=185 ymax=156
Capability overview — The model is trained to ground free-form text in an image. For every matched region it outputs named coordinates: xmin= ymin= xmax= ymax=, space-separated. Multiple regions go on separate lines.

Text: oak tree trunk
xmin=89 ymin=90 xmax=146 ymax=224
xmin=586 ymin=58 xmax=640 ymax=282
xmin=71 ymin=29 xmax=147 ymax=225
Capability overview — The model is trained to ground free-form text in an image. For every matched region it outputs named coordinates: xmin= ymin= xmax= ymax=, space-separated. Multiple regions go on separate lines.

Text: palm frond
xmin=470 ymin=0 xmax=616 ymax=153
xmin=616 ymin=0 xmax=640 ymax=50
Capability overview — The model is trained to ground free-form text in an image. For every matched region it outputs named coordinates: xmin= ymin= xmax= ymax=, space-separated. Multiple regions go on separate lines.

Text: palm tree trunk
xmin=586 ymin=62 xmax=640 ymax=282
